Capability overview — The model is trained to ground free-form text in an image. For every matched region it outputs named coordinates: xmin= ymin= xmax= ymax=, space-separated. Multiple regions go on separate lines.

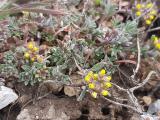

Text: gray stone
xmin=147 ymin=99 xmax=160 ymax=114
xmin=44 ymin=105 xmax=70 ymax=120
xmin=0 ymin=86 xmax=18 ymax=110
xmin=16 ymin=109 xmax=31 ymax=120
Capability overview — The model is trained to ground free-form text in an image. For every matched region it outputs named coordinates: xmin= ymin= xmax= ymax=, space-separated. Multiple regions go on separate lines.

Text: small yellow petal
xmin=136 ymin=11 xmax=141 ymax=16
xmin=99 ymin=69 xmax=106 ymax=76
xmin=150 ymin=10 xmax=157 ymax=15
xmin=85 ymin=75 xmax=91 ymax=82
xmin=149 ymin=15 xmax=154 ymax=20
xmin=27 ymin=42 xmax=34 ymax=50
xmin=104 ymin=82 xmax=112 ymax=88
xmin=88 ymin=83 xmax=95 ymax=89
xmin=32 ymin=47 xmax=39 ymax=52
xmin=101 ymin=90 xmax=109 ymax=96
xmin=136 ymin=4 xmax=142 ymax=9
xmin=146 ymin=20 xmax=151 ymax=25
xmin=155 ymin=43 xmax=160 ymax=49
xmin=146 ymin=3 xmax=153 ymax=8
xmin=87 ymin=71 xmax=93 ymax=77
xmin=24 ymin=52 xmax=30 ymax=59
xmin=151 ymin=36 xmax=158 ymax=44
xmin=93 ymin=74 xmax=98 ymax=80
xmin=91 ymin=92 xmax=97 ymax=98
xmin=106 ymin=76 xmax=112 ymax=81
xmin=31 ymin=57 xmax=35 ymax=62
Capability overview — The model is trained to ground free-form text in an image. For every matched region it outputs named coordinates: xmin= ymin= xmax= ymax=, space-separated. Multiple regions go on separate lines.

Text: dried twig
xmin=0 ymin=8 xmax=68 ymax=16
xmin=82 ymin=0 xmax=89 ymax=15
xmin=111 ymin=82 xmax=126 ymax=91
xmin=131 ymin=38 xmax=140 ymax=81
xmin=147 ymin=26 xmax=160 ymax=33
xmin=130 ymin=71 xmax=157 ymax=91
xmin=102 ymin=96 xmax=141 ymax=113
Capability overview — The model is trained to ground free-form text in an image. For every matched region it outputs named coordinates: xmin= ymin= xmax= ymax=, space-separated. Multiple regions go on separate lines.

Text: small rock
xmin=141 ymin=114 xmax=160 ymax=120
xmin=143 ymin=96 xmax=152 ymax=106
xmin=16 ymin=109 xmax=31 ymax=120
xmin=44 ymin=105 xmax=70 ymax=120
xmin=45 ymin=105 xmax=56 ymax=119
xmin=147 ymin=99 xmax=160 ymax=114
xmin=0 ymin=86 xmax=18 ymax=110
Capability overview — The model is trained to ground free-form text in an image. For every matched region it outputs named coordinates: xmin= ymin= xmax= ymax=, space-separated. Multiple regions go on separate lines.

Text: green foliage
xmin=41 ymin=32 xmax=56 ymax=43
xmin=19 ymin=62 xmax=52 ymax=86
xmin=48 ymin=47 xmax=65 ymax=66
xmin=110 ymin=45 xmax=122 ymax=61
xmin=103 ymin=0 xmax=117 ymax=17
xmin=94 ymin=47 xmax=105 ymax=61
xmin=0 ymin=51 xmax=18 ymax=78
xmin=94 ymin=0 xmax=102 ymax=6
xmin=81 ymin=16 xmax=103 ymax=37
xmin=112 ymin=20 xmax=138 ymax=44
xmin=51 ymin=65 xmax=70 ymax=84
xmin=62 ymin=13 xmax=82 ymax=26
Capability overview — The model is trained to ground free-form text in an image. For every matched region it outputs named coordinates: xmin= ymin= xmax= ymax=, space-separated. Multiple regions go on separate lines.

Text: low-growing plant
xmin=19 ymin=62 xmax=52 ymax=86
xmin=135 ymin=2 xmax=157 ymax=25
xmin=84 ymin=69 xmax=112 ymax=98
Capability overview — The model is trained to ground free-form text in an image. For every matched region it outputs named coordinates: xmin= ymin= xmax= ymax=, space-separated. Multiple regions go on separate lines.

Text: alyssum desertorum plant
xmin=84 ymin=69 xmax=112 ymax=98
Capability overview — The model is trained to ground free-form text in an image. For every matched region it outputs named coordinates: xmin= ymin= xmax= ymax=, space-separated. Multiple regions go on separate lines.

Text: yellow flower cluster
xmin=24 ymin=41 xmax=44 ymax=62
xmin=84 ymin=69 xmax=112 ymax=98
xmin=135 ymin=2 xmax=157 ymax=25
xmin=151 ymin=35 xmax=160 ymax=50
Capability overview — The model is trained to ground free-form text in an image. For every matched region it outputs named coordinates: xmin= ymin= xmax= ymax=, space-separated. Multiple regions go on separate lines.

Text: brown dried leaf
xmin=64 ymin=86 xmax=76 ymax=97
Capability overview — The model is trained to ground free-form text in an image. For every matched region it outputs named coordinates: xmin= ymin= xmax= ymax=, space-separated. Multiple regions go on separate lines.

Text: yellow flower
xmin=36 ymin=55 xmax=44 ymax=63
xmin=136 ymin=11 xmax=141 ymax=16
xmin=91 ymin=92 xmax=97 ymax=98
xmin=152 ymin=36 xmax=158 ymax=41
xmin=27 ymin=42 xmax=34 ymax=50
xmin=87 ymin=71 xmax=93 ymax=77
xmin=101 ymin=90 xmax=109 ymax=96
xmin=31 ymin=57 xmax=35 ymax=62
xmin=146 ymin=3 xmax=153 ymax=8
xmin=149 ymin=15 xmax=154 ymax=20
xmin=93 ymin=74 xmax=98 ymax=80
xmin=150 ymin=10 xmax=157 ymax=15
xmin=155 ymin=43 xmax=160 ymax=49
xmin=104 ymin=82 xmax=112 ymax=88
xmin=99 ymin=69 xmax=106 ymax=76
xmin=146 ymin=20 xmax=151 ymax=25
xmin=106 ymin=76 xmax=112 ymax=81
xmin=85 ymin=75 xmax=91 ymax=82
xmin=136 ymin=4 xmax=142 ymax=9
xmin=88 ymin=83 xmax=95 ymax=89
xmin=24 ymin=52 xmax=30 ymax=59
xmin=32 ymin=47 xmax=39 ymax=52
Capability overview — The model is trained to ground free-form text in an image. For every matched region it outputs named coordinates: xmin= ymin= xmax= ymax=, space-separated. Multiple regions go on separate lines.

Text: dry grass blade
xmin=0 ymin=8 xmax=68 ymax=16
